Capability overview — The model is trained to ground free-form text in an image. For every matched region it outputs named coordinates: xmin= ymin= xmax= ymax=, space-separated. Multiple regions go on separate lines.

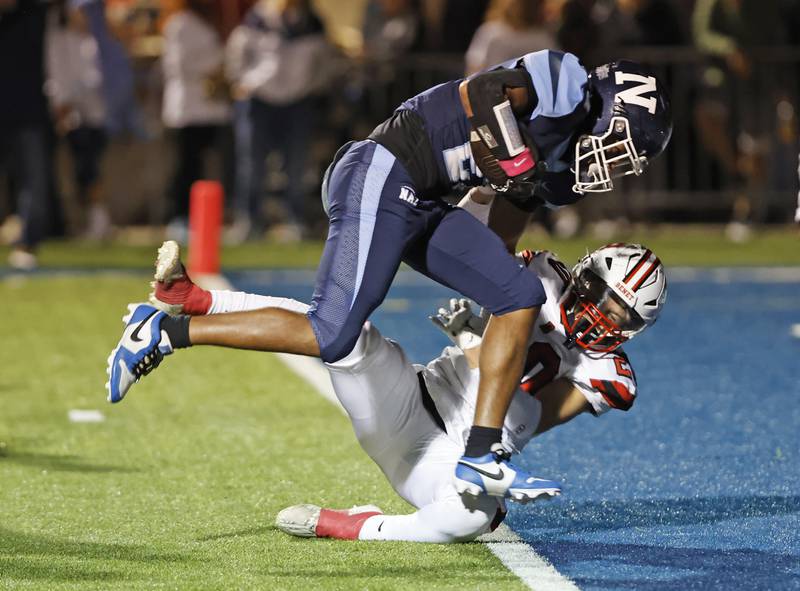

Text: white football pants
xmin=208 ymin=289 xmax=500 ymax=542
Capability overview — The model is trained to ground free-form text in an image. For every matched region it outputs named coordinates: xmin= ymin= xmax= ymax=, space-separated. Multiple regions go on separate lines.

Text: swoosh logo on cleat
xmin=130 ymin=311 xmax=157 ymax=343
xmin=458 ymin=460 xmax=505 ymax=481
xmin=378 ymin=521 xmax=384 ymax=532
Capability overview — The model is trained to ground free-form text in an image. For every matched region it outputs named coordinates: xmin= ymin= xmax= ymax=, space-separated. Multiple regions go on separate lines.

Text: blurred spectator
xmin=767 ymin=98 xmax=799 ymax=221
xmin=627 ymin=0 xmax=686 ymax=46
xmin=0 ymin=0 xmax=52 ymax=269
xmin=781 ymin=0 xmax=800 ymax=46
xmin=590 ymin=0 xmax=685 ymax=55
xmin=46 ymin=0 xmax=112 ymax=241
xmin=78 ymin=0 xmax=143 ymax=137
xmin=420 ymin=0 xmax=488 ymax=53
xmin=161 ymin=0 xmax=232 ymax=241
xmin=362 ymin=0 xmax=420 ymax=60
xmin=226 ymin=0 xmax=332 ymax=242
xmin=465 ymin=0 xmax=557 ymax=75
xmin=796 ymin=151 xmax=800 ymax=224
xmin=590 ymin=0 xmax=642 ymax=48
xmin=692 ymin=0 xmax=783 ymax=236
xmin=557 ymin=0 xmax=601 ymax=65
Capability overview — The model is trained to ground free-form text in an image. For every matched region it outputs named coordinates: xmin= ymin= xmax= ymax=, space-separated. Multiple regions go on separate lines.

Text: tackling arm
xmin=534 ymin=379 xmax=593 ymax=435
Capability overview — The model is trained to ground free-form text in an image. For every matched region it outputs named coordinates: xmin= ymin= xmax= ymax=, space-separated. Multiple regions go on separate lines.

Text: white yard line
xmin=202 ymin=274 xmax=578 ymax=591
xmin=274 ymin=353 xmax=344 ymax=413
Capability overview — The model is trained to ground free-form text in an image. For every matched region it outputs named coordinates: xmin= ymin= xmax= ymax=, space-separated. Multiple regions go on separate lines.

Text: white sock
xmin=208 ymin=291 xmax=310 ymax=315
xmin=357 ymin=498 xmax=494 ymax=543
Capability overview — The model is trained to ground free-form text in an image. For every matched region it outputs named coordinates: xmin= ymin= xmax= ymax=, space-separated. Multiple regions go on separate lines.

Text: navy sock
xmin=464 ymin=426 xmax=502 ymax=457
xmin=161 ymin=315 xmax=192 ymax=349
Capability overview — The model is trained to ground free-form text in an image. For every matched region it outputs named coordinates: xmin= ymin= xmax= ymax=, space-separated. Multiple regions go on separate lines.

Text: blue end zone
xmin=230 ymin=268 xmax=800 ymax=590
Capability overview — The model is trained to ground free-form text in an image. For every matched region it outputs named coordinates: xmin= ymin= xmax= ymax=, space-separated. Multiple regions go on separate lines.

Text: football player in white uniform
xmin=131 ymin=235 xmax=666 ymax=543
xmin=275 ymin=242 xmax=666 ymax=543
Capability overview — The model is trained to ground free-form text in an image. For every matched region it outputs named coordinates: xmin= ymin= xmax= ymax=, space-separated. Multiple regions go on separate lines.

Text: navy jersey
xmin=370 ymin=50 xmax=590 ymax=206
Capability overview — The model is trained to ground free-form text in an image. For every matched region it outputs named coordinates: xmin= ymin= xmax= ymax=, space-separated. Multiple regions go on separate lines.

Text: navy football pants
xmin=309 ymin=140 xmax=545 ymax=363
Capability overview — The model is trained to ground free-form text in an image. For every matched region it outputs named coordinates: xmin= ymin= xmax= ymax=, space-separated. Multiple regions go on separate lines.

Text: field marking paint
xmin=274 ymin=353 xmax=344 ymax=413
xmin=202 ymin=273 xmax=578 ymax=591
xmin=480 ymin=525 xmax=581 ymax=591
xmin=68 ymin=409 xmax=105 ymax=423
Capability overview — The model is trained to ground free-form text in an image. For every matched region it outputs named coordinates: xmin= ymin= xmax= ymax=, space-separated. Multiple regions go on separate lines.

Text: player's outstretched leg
xmin=105 ymin=303 xmax=175 ymax=403
xmin=456 ymin=443 xmax=561 ymax=503
xmin=149 ymin=240 xmax=211 ymax=315
xmin=275 ymin=504 xmax=383 ymax=540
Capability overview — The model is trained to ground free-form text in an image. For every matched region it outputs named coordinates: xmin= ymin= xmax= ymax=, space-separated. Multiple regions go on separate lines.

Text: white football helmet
xmin=560 ymin=243 xmax=667 ymax=352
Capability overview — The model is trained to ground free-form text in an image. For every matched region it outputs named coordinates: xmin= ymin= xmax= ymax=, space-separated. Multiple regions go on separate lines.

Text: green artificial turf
xmin=1 ymin=225 xmax=797 ymax=588
xmin=0 ymin=275 xmax=527 ymax=590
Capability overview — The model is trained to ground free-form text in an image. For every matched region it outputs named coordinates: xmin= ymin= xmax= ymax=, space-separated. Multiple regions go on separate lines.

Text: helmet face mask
xmin=573 ymin=60 xmax=673 ymax=195
xmin=561 ymin=269 xmax=645 ymax=352
xmin=573 ymin=116 xmax=647 ymax=194
xmin=561 ymin=244 xmax=667 ymax=353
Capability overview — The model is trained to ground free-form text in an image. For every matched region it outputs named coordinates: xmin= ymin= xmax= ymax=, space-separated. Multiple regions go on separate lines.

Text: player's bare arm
xmin=458 ymin=187 xmax=532 ymax=254
xmin=533 ymin=380 xmax=593 ymax=435
xmin=487 ymin=194 xmax=533 ymax=253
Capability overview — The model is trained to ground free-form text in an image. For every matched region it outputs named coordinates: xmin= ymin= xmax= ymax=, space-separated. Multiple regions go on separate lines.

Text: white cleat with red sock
xmin=148 ymin=240 xmax=211 ymax=315
xmin=275 ymin=504 xmax=383 ymax=540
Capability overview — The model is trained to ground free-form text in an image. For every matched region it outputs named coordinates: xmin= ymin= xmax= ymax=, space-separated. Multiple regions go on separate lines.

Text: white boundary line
xmin=200 ymin=274 xmax=578 ymax=591
xmin=274 ymin=352 xmax=344 ymax=413
xmin=480 ymin=525 xmax=581 ymax=591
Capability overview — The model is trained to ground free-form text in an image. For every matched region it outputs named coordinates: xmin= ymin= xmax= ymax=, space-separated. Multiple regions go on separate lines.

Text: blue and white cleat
xmin=455 ymin=443 xmax=561 ymax=503
xmin=105 ymin=303 xmax=173 ymax=403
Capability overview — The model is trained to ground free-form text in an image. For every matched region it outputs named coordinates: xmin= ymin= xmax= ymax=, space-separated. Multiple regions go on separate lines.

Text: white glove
xmin=429 ymin=298 xmax=488 ymax=350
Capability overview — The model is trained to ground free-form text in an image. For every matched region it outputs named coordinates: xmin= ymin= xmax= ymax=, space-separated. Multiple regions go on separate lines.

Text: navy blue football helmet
xmin=573 ymin=60 xmax=673 ymax=194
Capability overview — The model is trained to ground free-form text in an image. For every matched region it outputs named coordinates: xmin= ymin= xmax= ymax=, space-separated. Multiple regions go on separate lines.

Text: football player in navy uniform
xmin=107 ymin=50 xmax=672 ymax=502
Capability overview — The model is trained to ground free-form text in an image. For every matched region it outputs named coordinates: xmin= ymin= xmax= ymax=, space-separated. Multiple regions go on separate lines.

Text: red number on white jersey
xmin=520 ymin=342 xmax=561 ymax=394
xmin=614 ymin=356 xmax=633 ymax=378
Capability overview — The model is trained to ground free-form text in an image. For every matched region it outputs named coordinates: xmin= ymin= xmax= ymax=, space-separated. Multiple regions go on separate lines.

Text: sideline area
xmin=1 ymin=225 xmax=799 ymax=271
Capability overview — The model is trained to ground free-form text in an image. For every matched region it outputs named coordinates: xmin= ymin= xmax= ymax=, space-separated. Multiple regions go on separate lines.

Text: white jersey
xmin=422 ymin=250 xmax=638 ymax=454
